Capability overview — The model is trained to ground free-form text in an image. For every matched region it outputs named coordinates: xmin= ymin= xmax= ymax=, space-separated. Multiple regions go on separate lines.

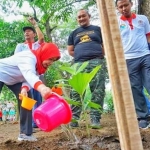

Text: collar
xmin=120 ymin=13 xmax=136 ymax=21
xmin=24 ymin=41 xmax=35 ymax=50
xmin=24 ymin=41 xmax=34 ymax=44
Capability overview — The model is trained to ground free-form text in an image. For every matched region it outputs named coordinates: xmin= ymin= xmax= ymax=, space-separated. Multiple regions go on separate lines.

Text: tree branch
xmin=31 ymin=6 xmax=39 ymax=22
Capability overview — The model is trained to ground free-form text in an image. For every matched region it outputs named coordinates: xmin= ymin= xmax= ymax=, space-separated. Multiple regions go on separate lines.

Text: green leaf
xmin=88 ymin=101 xmax=102 ymax=111
xmin=60 ymin=66 xmax=76 ymax=75
xmin=65 ymin=98 xmax=81 ymax=106
xmin=76 ymin=61 xmax=89 ymax=74
xmin=83 ymin=85 xmax=92 ymax=110
xmin=68 ymin=65 xmax=101 ymax=96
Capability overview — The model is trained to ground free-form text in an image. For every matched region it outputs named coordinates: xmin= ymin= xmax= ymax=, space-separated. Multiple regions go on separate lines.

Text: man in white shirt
xmin=116 ymin=0 xmax=150 ymax=129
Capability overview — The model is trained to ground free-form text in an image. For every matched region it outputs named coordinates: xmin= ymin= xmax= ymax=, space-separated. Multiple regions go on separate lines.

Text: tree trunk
xmin=139 ymin=0 xmax=150 ymax=21
xmin=45 ymin=18 xmax=53 ymax=41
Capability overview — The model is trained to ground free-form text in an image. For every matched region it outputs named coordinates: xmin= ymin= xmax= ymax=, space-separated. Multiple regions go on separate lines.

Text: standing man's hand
xmin=28 ymin=16 xmax=37 ymax=26
xmin=67 ymin=45 xmax=74 ymax=57
xmin=27 ymin=16 xmax=44 ymax=44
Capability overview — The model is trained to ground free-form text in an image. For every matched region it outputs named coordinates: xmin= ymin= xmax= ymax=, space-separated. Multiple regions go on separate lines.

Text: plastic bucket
xmin=33 ymin=93 xmax=72 ymax=132
xmin=21 ymin=96 xmax=37 ymax=110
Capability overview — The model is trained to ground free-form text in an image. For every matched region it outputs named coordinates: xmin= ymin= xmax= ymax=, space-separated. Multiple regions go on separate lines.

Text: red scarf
xmin=31 ymin=43 xmax=60 ymax=75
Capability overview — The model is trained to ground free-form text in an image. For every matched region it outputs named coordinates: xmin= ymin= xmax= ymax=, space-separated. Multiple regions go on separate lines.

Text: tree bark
xmin=139 ymin=0 xmax=150 ymax=21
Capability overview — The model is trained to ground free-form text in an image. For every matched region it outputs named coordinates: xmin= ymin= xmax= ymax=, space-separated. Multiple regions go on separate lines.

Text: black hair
xmin=115 ymin=0 xmax=132 ymax=6
xmin=78 ymin=9 xmax=90 ymax=16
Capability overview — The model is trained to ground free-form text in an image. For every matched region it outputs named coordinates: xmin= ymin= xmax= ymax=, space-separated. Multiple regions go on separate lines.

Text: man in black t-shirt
xmin=67 ymin=9 xmax=106 ymax=129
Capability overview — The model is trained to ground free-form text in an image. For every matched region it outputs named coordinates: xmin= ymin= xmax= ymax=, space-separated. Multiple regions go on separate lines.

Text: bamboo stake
xmin=96 ymin=0 xmax=143 ymax=150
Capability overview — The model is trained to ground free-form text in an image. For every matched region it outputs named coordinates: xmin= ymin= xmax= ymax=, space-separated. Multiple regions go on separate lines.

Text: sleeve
xmin=67 ymin=31 xmax=74 ymax=45
xmin=14 ymin=44 xmax=23 ymax=54
xmin=21 ymin=81 xmax=31 ymax=91
xmin=144 ymin=16 xmax=150 ymax=34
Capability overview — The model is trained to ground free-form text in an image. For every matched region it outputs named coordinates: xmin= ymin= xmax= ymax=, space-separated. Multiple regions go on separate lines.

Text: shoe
xmin=139 ymin=120 xmax=149 ymax=129
xmin=69 ymin=121 xmax=79 ymax=128
xmin=90 ymin=117 xmax=101 ymax=129
xmin=18 ymin=134 xmax=37 ymax=141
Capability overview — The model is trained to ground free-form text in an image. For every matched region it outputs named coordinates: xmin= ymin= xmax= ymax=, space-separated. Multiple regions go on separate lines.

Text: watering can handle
xmin=19 ymin=94 xmax=23 ymax=100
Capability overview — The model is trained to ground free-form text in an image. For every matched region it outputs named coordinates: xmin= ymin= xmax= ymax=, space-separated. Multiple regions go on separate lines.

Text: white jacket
xmin=0 ymin=50 xmax=42 ymax=90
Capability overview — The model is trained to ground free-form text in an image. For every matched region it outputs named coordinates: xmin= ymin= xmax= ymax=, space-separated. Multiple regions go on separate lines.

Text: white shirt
xmin=118 ymin=14 xmax=150 ymax=59
xmin=14 ymin=41 xmax=41 ymax=53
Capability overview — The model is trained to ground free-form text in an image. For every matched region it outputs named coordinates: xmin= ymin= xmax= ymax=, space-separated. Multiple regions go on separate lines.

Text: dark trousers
xmin=70 ymin=58 xmax=106 ymax=120
xmin=0 ymin=82 xmax=32 ymax=135
xmin=126 ymin=54 xmax=150 ymax=119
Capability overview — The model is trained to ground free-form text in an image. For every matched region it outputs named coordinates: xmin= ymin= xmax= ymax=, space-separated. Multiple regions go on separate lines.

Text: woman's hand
xmin=21 ymin=88 xmax=28 ymax=97
xmin=37 ymin=84 xmax=52 ymax=99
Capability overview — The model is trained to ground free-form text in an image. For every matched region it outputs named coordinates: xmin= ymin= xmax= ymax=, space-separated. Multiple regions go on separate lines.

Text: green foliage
xmin=60 ymin=62 xmax=102 ymax=138
xmin=103 ymin=90 xmax=114 ymax=113
xmin=0 ymin=85 xmax=16 ymax=102
xmin=0 ymin=18 xmax=35 ymax=58
xmin=45 ymin=61 xmax=63 ymax=88
xmin=60 ymin=62 xmax=101 ymax=113
xmin=68 ymin=65 xmax=101 ymax=96
xmin=51 ymin=12 xmax=78 ymax=48
xmin=65 ymin=97 xmax=81 ymax=106
xmin=60 ymin=61 xmax=89 ymax=75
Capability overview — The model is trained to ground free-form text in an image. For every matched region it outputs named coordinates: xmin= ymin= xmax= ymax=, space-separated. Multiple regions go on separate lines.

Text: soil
xmin=0 ymin=113 xmax=150 ymax=150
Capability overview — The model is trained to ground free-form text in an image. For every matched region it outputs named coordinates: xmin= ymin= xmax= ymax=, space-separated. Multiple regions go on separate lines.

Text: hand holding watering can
xmin=19 ymin=84 xmax=52 ymax=110
xmin=21 ymin=84 xmax=52 ymax=100
xmin=19 ymin=94 xmax=37 ymax=110
xmin=20 ymin=84 xmax=72 ymax=132
xmin=37 ymin=84 xmax=52 ymax=100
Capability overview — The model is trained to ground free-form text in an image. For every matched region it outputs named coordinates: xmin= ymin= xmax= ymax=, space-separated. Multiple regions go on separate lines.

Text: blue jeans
xmin=30 ymin=89 xmax=42 ymax=127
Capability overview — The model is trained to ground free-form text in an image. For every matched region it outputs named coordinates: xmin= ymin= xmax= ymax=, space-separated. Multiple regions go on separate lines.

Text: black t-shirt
xmin=68 ymin=25 xmax=103 ymax=62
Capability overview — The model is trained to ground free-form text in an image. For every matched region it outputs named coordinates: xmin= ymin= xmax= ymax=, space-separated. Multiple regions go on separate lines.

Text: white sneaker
xmin=18 ymin=134 xmax=37 ymax=141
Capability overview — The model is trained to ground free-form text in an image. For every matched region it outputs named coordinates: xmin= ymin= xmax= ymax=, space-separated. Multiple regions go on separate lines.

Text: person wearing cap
xmin=0 ymin=42 xmax=61 ymax=141
xmin=14 ymin=17 xmax=45 ymax=129
xmin=15 ymin=16 xmax=44 ymax=53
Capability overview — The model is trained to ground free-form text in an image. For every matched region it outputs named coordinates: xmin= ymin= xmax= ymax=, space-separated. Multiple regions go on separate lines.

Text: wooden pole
xmin=96 ymin=0 xmax=143 ymax=150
